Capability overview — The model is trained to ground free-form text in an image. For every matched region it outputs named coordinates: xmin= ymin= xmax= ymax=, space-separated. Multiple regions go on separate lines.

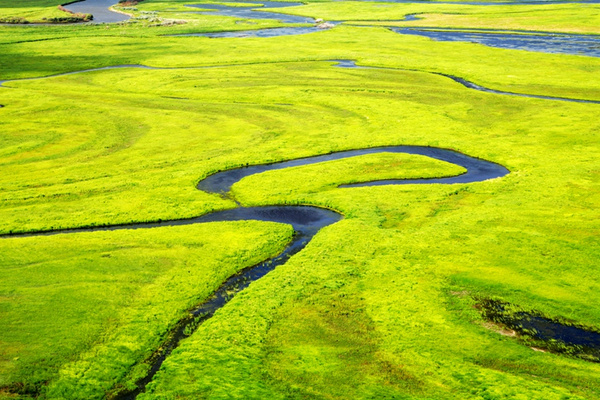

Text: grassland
xmin=1 ymin=0 xmax=600 ymax=398
xmin=0 ymin=0 xmax=71 ymax=23
xmin=0 ymin=222 xmax=294 ymax=397
xmin=276 ymin=2 xmax=600 ymax=34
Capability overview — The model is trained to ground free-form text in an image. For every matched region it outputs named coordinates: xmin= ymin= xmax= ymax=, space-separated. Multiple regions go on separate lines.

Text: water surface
xmin=392 ymin=27 xmax=600 ymax=57
xmin=62 ymin=0 xmax=130 ymax=23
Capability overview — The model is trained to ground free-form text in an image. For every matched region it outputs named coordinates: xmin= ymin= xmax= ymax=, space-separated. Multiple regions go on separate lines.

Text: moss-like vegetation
xmin=1 ymin=0 xmax=600 ymax=398
xmin=1 ymin=222 xmax=293 ymax=397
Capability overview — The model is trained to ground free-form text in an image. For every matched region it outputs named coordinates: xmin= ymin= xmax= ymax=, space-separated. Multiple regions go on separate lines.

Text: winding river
xmin=186 ymin=0 xmax=315 ymax=24
xmin=2 ymin=143 xmax=509 ymax=398
xmin=62 ymin=0 xmax=130 ymax=23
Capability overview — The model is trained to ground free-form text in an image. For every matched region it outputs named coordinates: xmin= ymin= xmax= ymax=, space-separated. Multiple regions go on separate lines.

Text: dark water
xmin=481 ymin=300 xmax=600 ymax=359
xmin=392 ymin=27 xmax=600 ymax=58
xmin=2 ymin=0 xmax=598 ymax=389
xmin=520 ymin=316 xmax=600 ymax=348
xmin=0 ymin=0 xmax=597 ymax=397
xmin=332 ymin=59 xmax=600 ymax=104
xmin=111 ymin=205 xmax=342 ymax=399
xmin=62 ymin=0 xmax=130 ymax=23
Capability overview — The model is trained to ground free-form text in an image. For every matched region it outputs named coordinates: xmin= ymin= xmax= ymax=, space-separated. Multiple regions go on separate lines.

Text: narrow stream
xmin=170 ymin=25 xmax=339 ymax=38
xmin=333 ymin=59 xmax=600 ymax=104
xmin=437 ymin=72 xmax=600 ymax=104
xmin=5 ymin=137 xmax=599 ymax=395
xmin=117 ymin=145 xmax=507 ymax=397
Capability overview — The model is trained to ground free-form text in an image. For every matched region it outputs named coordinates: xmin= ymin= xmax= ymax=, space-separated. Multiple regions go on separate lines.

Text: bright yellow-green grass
xmin=397 ymin=5 xmax=600 ymax=34
xmin=0 ymin=222 xmax=294 ymax=398
xmin=1 ymin=0 xmax=600 ymax=398
xmin=0 ymin=0 xmax=68 ymax=23
xmin=1 ymin=25 xmax=600 ymax=100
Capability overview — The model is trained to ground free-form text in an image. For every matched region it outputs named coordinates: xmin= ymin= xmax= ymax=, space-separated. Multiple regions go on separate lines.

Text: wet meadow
xmin=1 ymin=0 xmax=600 ymax=398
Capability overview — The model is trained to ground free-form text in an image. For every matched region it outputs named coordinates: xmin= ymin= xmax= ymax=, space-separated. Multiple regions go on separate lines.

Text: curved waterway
xmin=2 ymin=146 xmax=508 ymax=398
xmin=62 ymin=0 xmax=130 ymax=23
xmin=437 ymin=73 xmax=600 ymax=104
xmin=11 ymin=0 xmax=600 ymax=27
xmin=197 ymin=145 xmax=508 ymax=193
xmin=3 ymin=1 xmax=600 ymax=394
xmin=334 ymin=59 xmax=600 ymax=104
xmin=175 ymin=25 xmax=328 ymax=38
xmin=185 ymin=1 xmax=315 ymax=24
xmin=480 ymin=299 xmax=600 ymax=361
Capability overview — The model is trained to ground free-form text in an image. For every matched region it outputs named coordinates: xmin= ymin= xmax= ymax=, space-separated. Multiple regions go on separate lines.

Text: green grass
xmin=2 ymin=0 xmax=600 ymax=33
xmin=1 ymin=0 xmax=600 ymax=398
xmin=271 ymin=2 xmax=600 ymax=34
xmin=0 ymin=0 xmax=68 ymax=23
xmin=1 ymin=25 xmax=599 ymax=100
xmin=1 ymin=222 xmax=294 ymax=397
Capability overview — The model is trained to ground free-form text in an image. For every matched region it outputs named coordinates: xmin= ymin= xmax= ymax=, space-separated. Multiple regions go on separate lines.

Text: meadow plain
xmin=1 ymin=0 xmax=600 ymax=398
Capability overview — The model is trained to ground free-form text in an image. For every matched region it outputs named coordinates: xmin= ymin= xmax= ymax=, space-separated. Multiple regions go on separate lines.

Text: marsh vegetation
xmin=1 ymin=0 xmax=599 ymax=398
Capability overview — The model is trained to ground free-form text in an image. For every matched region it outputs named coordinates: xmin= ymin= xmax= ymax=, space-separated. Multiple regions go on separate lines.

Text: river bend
xmin=2 ymin=144 xmax=508 ymax=397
